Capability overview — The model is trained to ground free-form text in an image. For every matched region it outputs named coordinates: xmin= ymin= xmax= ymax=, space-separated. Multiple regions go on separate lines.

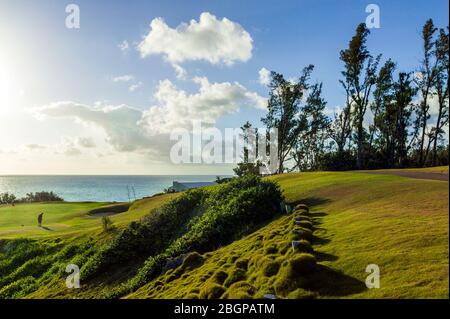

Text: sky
xmin=0 ymin=0 xmax=448 ymax=175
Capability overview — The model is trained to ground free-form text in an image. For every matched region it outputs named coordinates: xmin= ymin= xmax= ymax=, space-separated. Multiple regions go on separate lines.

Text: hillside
xmin=0 ymin=168 xmax=448 ymax=299
xmin=128 ymin=170 xmax=449 ymax=298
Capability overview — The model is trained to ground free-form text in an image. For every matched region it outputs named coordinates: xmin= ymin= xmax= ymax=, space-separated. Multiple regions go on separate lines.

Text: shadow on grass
xmin=304 ymin=208 xmax=365 ymax=297
xmin=304 ymin=264 xmax=366 ymax=296
xmin=39 ymin=225 xmax=53 ymax=231
xmin=312 ymin=235 xmax=330 ymax=245
xmin=315 ymin=250 xmax=339 ymax=262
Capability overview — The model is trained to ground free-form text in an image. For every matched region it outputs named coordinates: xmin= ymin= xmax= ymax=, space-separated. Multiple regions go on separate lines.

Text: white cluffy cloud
xmin=34 ymin=77 xmax=266 ymax=156
xmin=138 ymin=12 xmax=253 ymax=71
xmin=140 ymin=77 xmax=266 ymax=135
xmin=258 ymin=67 xmax=271 ymax=86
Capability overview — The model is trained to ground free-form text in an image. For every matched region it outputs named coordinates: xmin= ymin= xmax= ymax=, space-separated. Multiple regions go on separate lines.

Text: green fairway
xmin=0 ymin=193 xmax=178 ymax=239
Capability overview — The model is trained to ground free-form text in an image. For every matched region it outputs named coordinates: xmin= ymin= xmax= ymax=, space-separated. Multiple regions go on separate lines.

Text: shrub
xmin=199 ymin=283 xmax=226 ymax=299
xmin=21 ymin=191 xmax=63 ymax=202
xmin=101 ymin=216 xmax=113 ymax=232
xmin=317 ymin=150 xmax=357 ymax=171
xmin=290 ymin=254 xmax=316 ymax=274
xmin=0 ymin=193 xmax=16 ymax=205
xmin=96 ymin=175 xmax=283 ymax=296
xmin=0 ymin=276 xmax=37 ymax=299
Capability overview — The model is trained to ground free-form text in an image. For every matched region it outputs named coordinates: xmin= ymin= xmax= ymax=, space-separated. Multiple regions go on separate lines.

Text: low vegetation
xmin=0 ymin=191 xmax=63 ymax=205
xmin=0 ymin=168 xmax=448 ymax=299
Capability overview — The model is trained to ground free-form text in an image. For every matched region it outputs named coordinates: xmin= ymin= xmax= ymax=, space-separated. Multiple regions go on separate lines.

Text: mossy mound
xmin=290 ymin=254 xmax=316 ymax=274
xmin=224 ymin=268 xmax=247 ymax=287
xmin=199 ymin=283 xmax=226 ymax=299
xmin=264 ymin=244 xmax=278 ymax=254
xmin=294 ymin=220 xmax=313 ymax=229
xmin=291 ymin=240 xmax=314 ymax=253
xmin=223 ymin=281 xmax=256 ymax=299
xmin=294 ymin=204 xmax=309 ymax=213
xmin=181 ymin=252 xmax=205 ymax=270
xmin=210 ymin=270 xmax=228 ymax=285
xmin=287 ymin=288 xmax=317 ymax=299
xmin=262 ymin=260 xmax=281 ymax=277
xmin=291 ymin=227 xmax=313 ymax=241
xmin=294 ymin=216 xmax=312 ymax=222
xmin=235 ymin=258 xmax=249 ymax=270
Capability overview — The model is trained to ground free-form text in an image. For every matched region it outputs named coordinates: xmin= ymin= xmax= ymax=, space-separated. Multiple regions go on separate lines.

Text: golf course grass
xmin=0 ymin=193 xmax=178 ymax=239
xmin=0 ymin=167 xmax=448 ymax=298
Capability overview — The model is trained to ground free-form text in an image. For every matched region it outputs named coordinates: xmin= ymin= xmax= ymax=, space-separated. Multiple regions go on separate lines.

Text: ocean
xmin=0 ymin=175 xmax=225 ymax=202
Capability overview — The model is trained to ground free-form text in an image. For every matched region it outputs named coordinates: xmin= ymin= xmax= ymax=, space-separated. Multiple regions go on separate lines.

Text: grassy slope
xmin=1 ymin=168 xmax=448 ymax=298
xmin=128 ymin=170 xmax=449 ymax=299
xmin=0 ymin=193 xmax=178 ymax=239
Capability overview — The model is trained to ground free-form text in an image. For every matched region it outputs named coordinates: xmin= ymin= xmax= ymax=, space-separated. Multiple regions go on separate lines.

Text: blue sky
xmin=0 ymin=0 xmax=448 ymax=174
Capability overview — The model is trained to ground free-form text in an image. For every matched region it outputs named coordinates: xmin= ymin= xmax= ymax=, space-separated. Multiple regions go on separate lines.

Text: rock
xmin=264 ymin=294 xmax=277 ymax=299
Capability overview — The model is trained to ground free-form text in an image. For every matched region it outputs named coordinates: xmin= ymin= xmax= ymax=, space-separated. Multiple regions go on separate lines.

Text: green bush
xmin=101 ymin=216 xmax=114 ymax=232
xmin=92 ymin=176 xmax=283 ymax=296
xmin=81 ymin=189 xmax=205 ymax=280
xmin=0 ymin=276 xmax=37 ymax=299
